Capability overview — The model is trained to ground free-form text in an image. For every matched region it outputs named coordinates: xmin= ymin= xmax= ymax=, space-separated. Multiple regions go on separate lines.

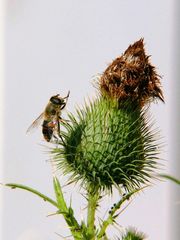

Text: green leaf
xmin=5 ymin=183 xmax=58 ymax=207
xmin=160 ymin=174 xmax=180 ymax=185
xmin=53 ymin=177 xmax=68 ymax=211
xmin=97 ymin=187 xmax=146 ymax=239
xmin=53 ymin=177 xmax=84 ymax=239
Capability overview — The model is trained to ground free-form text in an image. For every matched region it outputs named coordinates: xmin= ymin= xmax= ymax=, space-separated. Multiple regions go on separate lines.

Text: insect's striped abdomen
xmin=42 ymin=120 xmax=54 ymax=142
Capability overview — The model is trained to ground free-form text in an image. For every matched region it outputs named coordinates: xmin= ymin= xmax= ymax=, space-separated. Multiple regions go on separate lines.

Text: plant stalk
xmin=87 ymin=189 xmax=99 ymax=240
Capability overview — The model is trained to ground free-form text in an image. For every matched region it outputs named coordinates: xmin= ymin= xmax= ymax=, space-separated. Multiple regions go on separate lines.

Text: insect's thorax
xmin=44 ymin=102 xmax=61 ymax=120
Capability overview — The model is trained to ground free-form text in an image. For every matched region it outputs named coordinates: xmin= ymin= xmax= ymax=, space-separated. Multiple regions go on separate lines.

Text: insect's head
xmin=50 ymin=94 xmax=64 ymax=105
xmin=50 ymin=91 xmax=70 ymax=105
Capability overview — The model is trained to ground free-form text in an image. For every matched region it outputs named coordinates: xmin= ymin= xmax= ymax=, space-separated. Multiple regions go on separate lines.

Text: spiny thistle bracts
xmin=120 ymin=227 xmax=146 ymax=240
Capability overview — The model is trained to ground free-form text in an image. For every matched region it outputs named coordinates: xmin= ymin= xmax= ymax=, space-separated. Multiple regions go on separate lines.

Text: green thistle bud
xmin=120 ymin=227 xmax=146 ymax=240
xmin=53 ymin=39 xmax=163 ymax=193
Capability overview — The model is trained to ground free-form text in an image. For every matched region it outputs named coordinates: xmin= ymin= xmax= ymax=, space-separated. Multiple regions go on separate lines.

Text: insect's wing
xmin=26 ymin=112 xmax=44 ymax=133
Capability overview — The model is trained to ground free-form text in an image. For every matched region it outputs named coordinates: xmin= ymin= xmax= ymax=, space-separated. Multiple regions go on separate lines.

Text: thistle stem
xmin=87 ymin=189 xmax=99 ymax=239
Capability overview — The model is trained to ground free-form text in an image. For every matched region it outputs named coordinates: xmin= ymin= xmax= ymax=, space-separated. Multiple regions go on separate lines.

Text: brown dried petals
xmin=100 ymin=39 xmax=164 ymax=106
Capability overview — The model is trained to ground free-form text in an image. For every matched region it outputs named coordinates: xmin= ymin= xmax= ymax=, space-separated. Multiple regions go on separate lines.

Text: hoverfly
xmin=27 ymin=91 xmax=70 ymax=142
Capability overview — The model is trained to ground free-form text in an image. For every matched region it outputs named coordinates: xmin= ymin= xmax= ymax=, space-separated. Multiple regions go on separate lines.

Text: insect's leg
xmin=60 ymin=103 xmax=66 ymax=110
xmin=52 ymin=134 xmax=59 ymax=145
xmin=58 ymin=116 xmax=70 ymax=124
xmin=59 ymin=91 xmax=70 ymax=111
xmin=57 ymin=118 xmax=65 ymax=144
xmin=62 ymin=91 xmax=70 ymax=107
xmin=63 ymin=90 xmax=70 ymax=100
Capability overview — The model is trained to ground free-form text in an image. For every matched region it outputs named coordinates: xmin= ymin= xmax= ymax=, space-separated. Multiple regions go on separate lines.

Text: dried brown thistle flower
xmin=100 ymin=39 xmax=164 ymax=106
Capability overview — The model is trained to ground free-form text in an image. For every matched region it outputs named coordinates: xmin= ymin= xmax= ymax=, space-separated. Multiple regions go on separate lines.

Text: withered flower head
xmin=100 ymin=39 xmax=164 ymax=106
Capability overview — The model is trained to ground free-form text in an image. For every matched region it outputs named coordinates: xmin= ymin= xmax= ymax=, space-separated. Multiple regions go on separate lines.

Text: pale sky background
xmin=1 ymin=0 xmax=179 ymax=239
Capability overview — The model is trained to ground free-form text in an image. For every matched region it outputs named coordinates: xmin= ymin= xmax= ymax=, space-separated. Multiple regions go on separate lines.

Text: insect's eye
xmin=50 ymin=96 xmax=63 ymax=105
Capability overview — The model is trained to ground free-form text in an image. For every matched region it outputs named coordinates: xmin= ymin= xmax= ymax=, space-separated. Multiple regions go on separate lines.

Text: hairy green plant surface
xmin=120 ymin=228 xmax=146 ymax=240
xmin=53 ymin=97 xmax=159 ymax=192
